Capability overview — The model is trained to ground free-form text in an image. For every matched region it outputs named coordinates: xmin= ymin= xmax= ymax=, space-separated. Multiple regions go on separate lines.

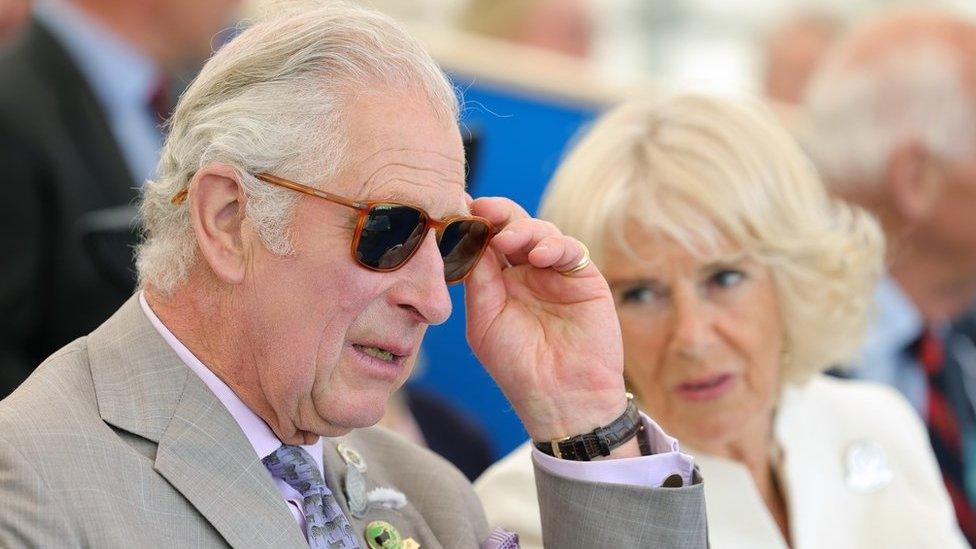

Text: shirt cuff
xmin=531 ymin=412 xmax=696 ymax=488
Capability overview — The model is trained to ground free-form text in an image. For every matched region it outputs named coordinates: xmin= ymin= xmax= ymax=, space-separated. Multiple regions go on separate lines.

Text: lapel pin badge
xmin=344 ymin=465 xmax=369 ymax=519
xmin=364 ymin=520 xmax=402 ymax=549
xmin=338 ymin=443 xmax=368 ymax=473
xmin=844 ymin=439 xmax=893 ymax=493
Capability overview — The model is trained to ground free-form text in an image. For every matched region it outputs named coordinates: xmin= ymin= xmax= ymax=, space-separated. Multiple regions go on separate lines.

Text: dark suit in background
xmin=0 ymin=19 xmax=137 ymax=397
xmin=405 ymin=387 xmax=495 ymax=481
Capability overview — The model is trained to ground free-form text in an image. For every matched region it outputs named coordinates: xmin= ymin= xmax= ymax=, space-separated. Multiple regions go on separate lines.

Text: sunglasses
xmin=171 ymin=173 xmax=495 ymax=284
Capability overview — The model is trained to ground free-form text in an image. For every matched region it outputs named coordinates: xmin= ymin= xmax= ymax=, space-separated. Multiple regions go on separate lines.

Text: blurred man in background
xmin=0 ymin=0 xmax=240 ymax=397
xmin=0 ymin=0 xmax=28 ymax=43
xmin=459 ymin=0 xmax=593 ymax=59
xmin=802 ymin=9 xmax=976 ymax=542
xmin=763 ymin=9 xmax=844 ymax=105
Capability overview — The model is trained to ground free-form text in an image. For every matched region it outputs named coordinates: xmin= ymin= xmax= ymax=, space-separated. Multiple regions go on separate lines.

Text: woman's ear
xmin=186 ymin=164 xmax=249 ymax=285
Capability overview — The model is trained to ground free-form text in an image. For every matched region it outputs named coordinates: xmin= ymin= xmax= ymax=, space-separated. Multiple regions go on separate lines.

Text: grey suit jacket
xmin=0 ymin=296 xmax=707 ymax=548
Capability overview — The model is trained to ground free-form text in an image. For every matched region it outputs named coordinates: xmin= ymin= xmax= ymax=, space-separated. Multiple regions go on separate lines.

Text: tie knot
xmin=262 ymin=445 xmax=325 ymax=496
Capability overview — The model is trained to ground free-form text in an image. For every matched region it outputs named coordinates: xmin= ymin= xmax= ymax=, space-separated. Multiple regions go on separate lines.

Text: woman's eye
xmin=620 ymin=285 xmax=657 ymax=304
xmin=710 ymin=269 xmax=745 ymax=289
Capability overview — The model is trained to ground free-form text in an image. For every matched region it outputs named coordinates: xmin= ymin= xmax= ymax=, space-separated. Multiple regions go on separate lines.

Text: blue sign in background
xmin=413 ymin=75 xmax=600 ymax=459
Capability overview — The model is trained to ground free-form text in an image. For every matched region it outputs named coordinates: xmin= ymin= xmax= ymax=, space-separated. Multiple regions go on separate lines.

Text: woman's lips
xmin=674 ymin=373 xmax=736 ymax=402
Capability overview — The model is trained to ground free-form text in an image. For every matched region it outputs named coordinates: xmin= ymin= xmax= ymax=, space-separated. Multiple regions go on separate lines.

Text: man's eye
xmin=710 ymin=269 xmax=745 ymax=288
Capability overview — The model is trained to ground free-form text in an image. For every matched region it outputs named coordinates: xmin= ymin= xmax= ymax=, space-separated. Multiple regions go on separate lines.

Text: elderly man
xmin=802 ymin=8 xmax=976 ymax=542
xmin=0 ymin=4 xmax=705 ymax=548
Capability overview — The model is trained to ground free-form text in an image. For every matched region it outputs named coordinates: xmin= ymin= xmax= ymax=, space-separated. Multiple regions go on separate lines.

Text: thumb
xmin=464 ymin=248 xmax=507 ymax=351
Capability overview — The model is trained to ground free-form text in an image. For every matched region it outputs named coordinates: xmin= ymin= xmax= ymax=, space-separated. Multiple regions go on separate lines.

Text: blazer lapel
xmin=321 ymin=433 xmax=443 ymax=548
xmin=88 ymin=296 xmax=306 ymax=548
xmin=321 ymin=437 xmax=355 ymax=519
xmin=154 ymin=373 xmax=307 ymax=548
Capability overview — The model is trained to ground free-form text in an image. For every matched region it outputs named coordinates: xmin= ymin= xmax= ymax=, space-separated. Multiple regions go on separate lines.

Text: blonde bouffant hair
xmin=539 ymin=94 xmax=884 ymax=384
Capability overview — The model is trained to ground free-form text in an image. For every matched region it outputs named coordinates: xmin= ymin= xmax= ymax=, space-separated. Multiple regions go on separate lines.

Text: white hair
xmin=801 ymin=40 xmax=976 ymax=192
xmin=540 ymin=94 xmax=884 ymax=384
xmin=137 ymin=1 xmax=458 ymax=293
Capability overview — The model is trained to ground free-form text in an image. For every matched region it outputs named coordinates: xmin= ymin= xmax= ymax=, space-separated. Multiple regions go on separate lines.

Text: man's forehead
xmin=366 ymin=185 xmax=470 ymax=215
xmin=338 ymin=145 xmax=467 ymax=216
xmin=340 ymin=88 xmax=463 ymax=161
xmin=329 ymin=88 xmax=467 ymax=215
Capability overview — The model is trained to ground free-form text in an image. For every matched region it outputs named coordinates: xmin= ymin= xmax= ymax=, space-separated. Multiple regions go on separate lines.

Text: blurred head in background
xmin=62 ymin=0 xmax=242 ymax=71
xmin=459 ymin=0 xmax=593 ymax=59
xmin=763 ymin=10 xmax=845 ymax=105
xmin=803 ymin=8 xmax=976 ymax=322
xmin=539 ymin=94 xmax=882 ymax=456
xmin=0 ymin=0 xmax=29 ymax=43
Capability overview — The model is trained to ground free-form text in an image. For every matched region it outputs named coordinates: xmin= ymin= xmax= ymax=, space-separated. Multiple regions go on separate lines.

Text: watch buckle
xmin=549 ymin=435 xmax=571 ymax=459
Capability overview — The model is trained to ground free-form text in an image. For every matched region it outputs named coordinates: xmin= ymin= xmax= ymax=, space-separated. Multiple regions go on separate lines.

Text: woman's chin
xmin=671 ymin=413 xmax=751 ymax=451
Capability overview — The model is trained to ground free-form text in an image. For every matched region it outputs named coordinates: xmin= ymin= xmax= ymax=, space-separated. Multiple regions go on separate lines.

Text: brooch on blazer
xmin=338 ymin=444 xmax=408 ymax=518
xmin=844 ymin=439 xmax=893 ymax=493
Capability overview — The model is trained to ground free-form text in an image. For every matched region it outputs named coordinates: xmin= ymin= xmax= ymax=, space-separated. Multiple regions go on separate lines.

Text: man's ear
xmin=885 ymin=140 xmax=941 ymax=223
xmin=186 ymin=164 xmax=249 ymax=285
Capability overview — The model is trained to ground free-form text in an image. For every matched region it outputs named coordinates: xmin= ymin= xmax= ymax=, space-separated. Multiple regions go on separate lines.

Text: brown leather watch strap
xmin=534 ymin=394 xmax=642 ymax=461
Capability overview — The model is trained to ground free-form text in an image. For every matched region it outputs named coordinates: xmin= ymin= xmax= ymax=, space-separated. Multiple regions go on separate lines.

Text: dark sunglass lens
xmin=439 ymin=219 xmax=491 ymax=283
xmin=356 ymin=205 xmax=426 ymax=269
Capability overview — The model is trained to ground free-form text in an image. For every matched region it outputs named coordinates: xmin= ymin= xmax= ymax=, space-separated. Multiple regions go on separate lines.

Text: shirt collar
xmin=864 ymin=276 xmax=924 ymax=359
xmin=138 ymin=292 xmax=324 ymax=474
xmin=34 ymin=0 xmax=161 ymax=112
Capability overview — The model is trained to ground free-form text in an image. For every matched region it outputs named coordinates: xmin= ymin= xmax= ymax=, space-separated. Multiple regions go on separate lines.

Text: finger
xmin=491 ymin=218 xmax=561 ymax=265
xmin=464 ymin=244 xmax=508 ymax=349
xmin=529 ymin=236 xmax=588 ymax=272
xmin=526 ymin=235 xmax=570 ymax=268
xmin=470 ymin=197 xmax=530 ymax=231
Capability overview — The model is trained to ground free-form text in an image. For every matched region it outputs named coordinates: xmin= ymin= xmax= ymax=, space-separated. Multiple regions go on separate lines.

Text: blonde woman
xmin=475 ymin=95 xmax=965 ymax=548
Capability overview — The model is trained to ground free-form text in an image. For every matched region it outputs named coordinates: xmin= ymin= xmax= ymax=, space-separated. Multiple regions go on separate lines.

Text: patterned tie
xmin=263 ymin=445 xmax=360 ymax=549
xmin=916 ymin=328 xmax=976 ymax=543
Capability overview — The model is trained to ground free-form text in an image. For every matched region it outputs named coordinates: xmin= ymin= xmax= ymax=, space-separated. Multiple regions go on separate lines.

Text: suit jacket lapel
xmin=155 ymin=372 xmax=306 ymax=548
xmin=321 ymin=438 xmax=354 ymax=517
xmin=321 ymin=433 xmax=444 ymax=548
xmin=946 ymin=330 xmax=976 ymax=423
xmin=88 ymin=296 xmax=306 ymax=548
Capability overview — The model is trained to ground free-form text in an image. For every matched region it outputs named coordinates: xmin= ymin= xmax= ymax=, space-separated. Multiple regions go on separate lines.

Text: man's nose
xmin=391 ymin=230 xmax=452 ymax=325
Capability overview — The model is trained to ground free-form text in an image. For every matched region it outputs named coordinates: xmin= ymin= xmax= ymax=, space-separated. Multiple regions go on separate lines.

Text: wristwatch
xmin=533 ymin=393 xmax=643 ymax=461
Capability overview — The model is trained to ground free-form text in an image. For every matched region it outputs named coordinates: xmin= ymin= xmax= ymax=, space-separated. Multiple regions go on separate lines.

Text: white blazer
xmin=475 ymin=376 xmax=967 ymax=548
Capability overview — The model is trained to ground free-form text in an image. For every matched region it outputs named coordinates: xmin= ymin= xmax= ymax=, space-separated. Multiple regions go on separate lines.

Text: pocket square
xmin=481 ymin=528 xmax=519 ymax=549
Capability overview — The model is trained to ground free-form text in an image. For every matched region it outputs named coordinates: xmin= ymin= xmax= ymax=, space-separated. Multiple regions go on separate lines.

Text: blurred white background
xmin=340 ymin=0 xmax=976 ymax=100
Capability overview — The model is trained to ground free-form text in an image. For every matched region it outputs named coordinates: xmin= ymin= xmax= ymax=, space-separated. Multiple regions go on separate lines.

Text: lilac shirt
xmin=532 ymin=414 xmax=695 ymax=487
xmin=139 ymin=292 xmax=696 ymax=536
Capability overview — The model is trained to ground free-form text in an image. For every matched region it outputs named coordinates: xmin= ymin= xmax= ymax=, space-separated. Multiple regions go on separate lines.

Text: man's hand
xmin=465 ymin=197 xmax=634 ymax=455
